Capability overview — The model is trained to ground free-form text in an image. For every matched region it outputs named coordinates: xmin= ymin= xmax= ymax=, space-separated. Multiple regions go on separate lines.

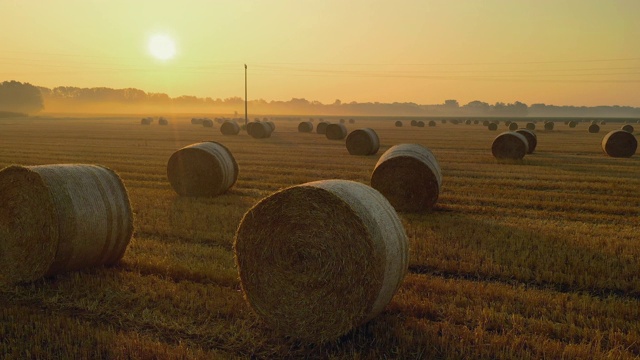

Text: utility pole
xmin=244 ymin=64 xmax=248 ymax=128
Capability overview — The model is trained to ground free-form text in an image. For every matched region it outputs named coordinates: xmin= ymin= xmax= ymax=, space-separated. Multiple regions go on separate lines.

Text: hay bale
xmin=482 ymin=120 xmax=490 ymax=126
xmin=544 ymin=122 xmax=554 ymax=131
xmin=473 ymin=120 xmax=479 ymax=125
xmin=141 ymin=117 xmax=153 ymax=125
xmin=588 ymin=124 xmax=600 ymax=133
xmin=234 ymin=179 xmax=408 ymax=342
xmin=339 ymin=118 xmax=346 ymax=124
xmin=325 ymin=123 xmax=348 ymax=140
xmin=349 ymin=118 xmax=355 ymax=124
xmin=508 ymin=122 xmax=518 ymax=131
xmin=428 ymin=120 xmax=436 ymax=127
xmin=202 ymin=119 xmax=214 ymax=127
xmin=248 ymin=122 xmax=273 ymax=139
xmin=346 ymin=128 xmax=380 ymax=156
xmin=167 ymin=142 xmax=238 ymax=196
xmin=504 ymin=120 xmax=512 ymax=127
xmin=526 ymin=122 xmax=536 ymax=130
xmin=410 ymin=120 xmax=417 ymax=127
xmin=568 ymin=121 xmax=577 ymax=128
xmin=416 ymin=121 xmax=425 ymax=128
xmin=491 ymin=131 xmax=528 ymax=160
xmin=220 ymin=121 xmax=240 ymax=135
xmin=0 ymin=164 xmax=133 ymax=284
xmin=191 ymin=118 xmax=204 ymax=125
xmin=602 ymin=130 xmax=637 ymax=158
xmin=488 ymin=123 xmax=498 ymax=131
xmin=316 ymin=121 xmax=329 ymax=134
xmin=394 ymin=121 xmax=403 ymax=127
xmin=266 ymin=121 xmax=276 ymax=132
xmin=298 ymin=121 xmax=314 ymax=133
xmin=515 ymin=129 xmax=537 ymax=154
xmin=370 ymin=144 xmax=442 ymax=212
xmin=622 ymin=124 xmax=634 ymax=133
xmin=158 ymin=117 xmax=169 ymax=125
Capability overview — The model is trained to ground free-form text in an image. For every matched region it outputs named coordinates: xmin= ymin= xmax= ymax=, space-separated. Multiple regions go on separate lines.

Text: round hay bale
xmin=504 ymin=120 xmax=512 ymax=127
xmin=234 ymin=179 xmax=408 ymax=342
xmin=325 ymin=123 xmax=348 ymax=140
xmin=0 ymin=164 xmax=133 ymax=284
xmin=349 ymin=118 xmax=356 ymax=124
xmin=394 ymin=121 xmax=403 ymax=127
xmin=266 ymin=121 xmax=276 ymax=132
xmin=167 ymin=142 xmax=238 ymax=197
xmin=410 ymin=120 xmax=417 ymax=127
xmin=441 ymin=119 xmax=446 ymax=124
xmin=220 ymin=121 xmax=240 ymax=135
xmin=491 ymin=131 xmax=528 ymax=160
xmin=602 ymin=130 xmax=637 ymax=158
xmin=202 ymin=119 xmax=214 ymax=127
xmin=141 ymin=117 xmax=153 ymax=125
xmin=622 ymin=124 xmax=634 ymax=133
xmin=588 ymin=124 xmax=600 ymax=133
xmin=473 ymin=120 xmax=479 ymax=125
xmin=339 ymin=118 xmax=346 ymax=124
xmin=416 ymin=121 xmax=425 ymax=128
xmin=568 ymin=120 xmax=577 ymax=128
xmin=488 ymin=123 xmax=498 ymax=131
xmin=316 ymin=121 xmax=329 ymax=134
xmin=248 ymin=122 xmax=273 ymax=139
xmin=158 ymin=117 xmax=169 ymax=125
xmin=526 ymin=122 xmax=536 ymax=130
xmin=544 ymin=122 xmax=554 ymax=131
xmin=346 ymin=128 xmax=380 ymax=156
xmin=298 ymin=121 xmax=314 ymax=133
xmin=191 ymin=118 xmax=204 ymax=125
xmin=508 ymin=122 xmax=518 ymax=131
xmin=515 ymin=129 xmax=537 ymax=154
xmin=370 ymin=144 xmax=442 ymax=212
xmin=428 ymin=120 xmax=436 ymax=127
xmin=465 ymin=119 xmax=472 ymax=125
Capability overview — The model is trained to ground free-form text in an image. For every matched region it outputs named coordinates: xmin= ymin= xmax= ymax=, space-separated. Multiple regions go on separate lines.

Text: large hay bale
xmin=588 ymin=124 xmax=600 ymax=133
xmin=515 ymin=129 xmax=537 ymax=154
xmin=346 ymin=128 xmax=380 ymax=156
xmin=325 ymin=123 xmax=348 ymax=140
xmin=265 ymin=121 xmax=276 ymax=132
xmin=0 ymin=164 xmax=133 ymax=284
xmin=508 ymin=122 xmax=518 ymax=131
xmin=394 ymin=120 xmax=403 ymax=127
xmin=622 ymin=124 xmax=634 ymax=133
xmin=316 ymin=121 xmax=329 ymax=134
xmin=202 ymin=119 xmax=214 ymax=127
xmin=491 ymin=131 xmax=529 ymax=160
xmin=544 ymin=122 xmax=554 ymax=131
xmin=370 ymin=144 xmax=442 ymax=212
xmin=526 ymin=122 xmax=536 ymax=130
xmin=488 ymin=123 xmax=498 ymax=131
xmin=298 ymin=121 xmax=314 ymax=133
xmin=602 ymin=130 xmax=637 ymax=158
xmin=141 ymin=117 xmax=153 ymax=125
xmin=158 ymin=117 xmax=169 ymax=125
xmin=220 ymin=121 xmax=240 ymax=135
xmin=166 ymin=142 xmax=238 ymax=196
xmin=248 ymin=122 xmax=273 ymax=139
xmin=234 ymin=179 xmax=408 ymax=342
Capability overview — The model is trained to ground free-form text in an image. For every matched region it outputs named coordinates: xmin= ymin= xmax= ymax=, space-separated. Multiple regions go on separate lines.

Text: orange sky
xmin=2 ymin=0 xmax=639 ymax=107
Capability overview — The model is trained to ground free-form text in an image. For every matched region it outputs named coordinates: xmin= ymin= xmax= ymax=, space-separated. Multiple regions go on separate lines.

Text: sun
xmin=148 ymin=34 xmax=176 ymax=60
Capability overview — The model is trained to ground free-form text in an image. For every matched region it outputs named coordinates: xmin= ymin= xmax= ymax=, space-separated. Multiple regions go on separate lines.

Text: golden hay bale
xmin=158 ymin=117 xmax=169 ymax=125
xmin=141 ymin=117 xmax=153 ymax=125
xmin=316 ymin=121 xmax=329 ymax=134
xmin=248 ymin=122 xmax=273 ymax=139
xmin=0 ymin=164 xmax=133 ymax=284
xmin=508 ymin=122 xmax=518 ymax=131
xmin=491 ymin=131 xmax=528 ymax=160
xmin=266 ymin=121 xmax=276 ymax=131
xmin=588 ymin=124 xmax=600 ymax=133
xmin=234 ymin=179 xmax=408 ymax=342
xmin=191 ymin=118 xmax=204 ymax=125
xmin=428 ymin=120 xmax=436 ymax=127
xmin=298 ymin=121 xmax=314 ymax=133
xmin=622 ymin=124 xmax=634 ymax=133
xmin=371 ymin=144 xmax=442 ymax=212
xmin=202 ymin=119 xmax=214 ymax=127
xmin=394 ymin=120 xmax=403 ymax=127
xmin=601 ymin=130 xmax=637 ymax=158
xmin=544 ymin=121 xmax=554 ymax=131
xmin=220 ymin=121 xmax=240 ymax=135
xmin=325 ymin=123 xmax=348 ymax=140
xmin=487 ymin=123 xmax=498 ymax=131
xmin=515 ymin=129 xmax=537 ymax=154
xmin=526 ymin=122 xmax=536 ymax=130
xmin=346 ymin=128 xmax=380 ymax=156
xmin=166 ymin=142 xmax=238 ymax=196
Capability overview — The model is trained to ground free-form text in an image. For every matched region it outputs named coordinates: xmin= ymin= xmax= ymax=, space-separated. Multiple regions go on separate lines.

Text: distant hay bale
xmin=416 ymin=121 xmax=425 ymax=128
xmin=600 ymin=121 xmax=606 ymax=125
xmin=588 ymin=124 xmax=600 ymax=133
xmin=0 ymin=164 xmax=133 ymax=284
xmin=349 ymin=118 xmax=355 ymax=124
xmin=488 ymin=123 xmax=498 ymax=131
xmin=316 ymin=122 xmax=329 ymax=134
xmin=568 ymin=121 xmax=578 ymax=128
xmin=410 ymin=120 xmax=417 ymax=127
xmin=394 ymin=120 xmax=403 ymax=127
xmin=491 ymin=131 xmax=529 ymax=160
xmin=346 ymin=128 xmax=380 ymax=156
xmin=526 ymin=122 xmax=536 ymax=130
xmin=298 ymin=121 xmax=314 ymax=133
xmin=220 ymin=121 xmax=241 ymax=135
xmin=167 ymin=141 xmax=238 ymax=196
xmin=141 ymin=117 xmax=153 ymax=125
xmin=370 ymin=144 xmax=442 ymax=212
xmin=441 ymin=119 xmax=446 ymax=124
xmin=158 ymin=117 xmax=169 ymax=125
xmin=325 ymin=123 xmax=348 ymax=140
xmin=508 ymin=122 xmax=518 ymax=131
xmin=591 ymin=120 xmax=598 ymax=125
xmin=515 ymin=129 xmax=537 ymax=154
xmin=473 ymin=120 xmax=479 ymax=124
xmin=622 ymin=124 xmax=634 ymax=133
xmin=465 ymin=119 xmax=472 ymax=125
xmin=191 ymin=118 xmax=204 ymax=125
xmin=504 ymin=120 xmax=512 ymax=127
xmin=234 ymin=179 xmax=408 ymax=342
xmin=544 ymin=122 xmax=554 ymax=131
xmin=482 ymin=120 xmax=490 ymax=126
xmin=601 ymin=130 xmax=637 ymax=158
xmin=340 ymin=118 xmax=346 ymax=124
xmin=202 ymin=119 xmax=214 ymax=127
xmin=428 ymin=120 xmax=436 ymax=127
xmin=248 ymin=122 xmax=273 ymax=139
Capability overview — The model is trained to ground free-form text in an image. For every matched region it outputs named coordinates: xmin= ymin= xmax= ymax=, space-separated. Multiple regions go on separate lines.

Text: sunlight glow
xmin=148 ymin=34 xmax=176 ymax=60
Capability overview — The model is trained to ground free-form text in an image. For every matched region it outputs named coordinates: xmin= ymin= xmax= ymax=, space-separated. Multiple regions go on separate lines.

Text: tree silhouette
xmin=0 ymin=81 xmax=44 ymax=114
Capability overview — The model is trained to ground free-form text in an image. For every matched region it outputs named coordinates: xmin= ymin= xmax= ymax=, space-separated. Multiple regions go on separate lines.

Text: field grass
xmin=1 ymin=116 xmax=639 ymax=359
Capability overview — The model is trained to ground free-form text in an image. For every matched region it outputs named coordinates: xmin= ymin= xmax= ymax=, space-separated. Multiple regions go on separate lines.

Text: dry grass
xmin=1 ymin=116 xmax=639 ymax=359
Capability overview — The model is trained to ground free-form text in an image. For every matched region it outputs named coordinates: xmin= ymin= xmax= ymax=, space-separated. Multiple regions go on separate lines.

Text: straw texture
xmin=346 ymin=128 xmax=380 ymax=156
xmin=298 ymin=121 xmax=314 ymax=133
xmin=325 ymin=123 xmax=348 ymax=140
xmin=491 ymin=131 xmax=529 ymax=160
xmin=220 ymin=121 xmax=240 ymax=135
xmin=602 ymin=130 xmax=637 ymax=158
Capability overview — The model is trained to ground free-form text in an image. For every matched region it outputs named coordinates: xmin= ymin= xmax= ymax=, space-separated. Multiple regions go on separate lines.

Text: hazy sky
xmin=2 ymin=0 xmax=639 ymax=106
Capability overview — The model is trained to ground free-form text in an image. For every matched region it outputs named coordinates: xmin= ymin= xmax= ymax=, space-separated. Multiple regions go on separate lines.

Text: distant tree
xmin=444 ymin=99 xmax=459 ymax=108
xmin=0 ymin=81 xmax=44 ymax=114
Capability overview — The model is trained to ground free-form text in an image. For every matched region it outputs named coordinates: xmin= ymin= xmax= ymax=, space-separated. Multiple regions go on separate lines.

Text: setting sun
xmin=148 ymin=34 xmax=176 ymax=61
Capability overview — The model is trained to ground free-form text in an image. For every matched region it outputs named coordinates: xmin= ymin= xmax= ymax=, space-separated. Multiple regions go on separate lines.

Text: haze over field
xmin=1 ymin=0 xmax=640 ymax=107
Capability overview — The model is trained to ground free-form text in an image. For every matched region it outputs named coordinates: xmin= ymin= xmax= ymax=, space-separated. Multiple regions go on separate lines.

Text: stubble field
xmin=0 ymin=115 xmax=639 ymax=359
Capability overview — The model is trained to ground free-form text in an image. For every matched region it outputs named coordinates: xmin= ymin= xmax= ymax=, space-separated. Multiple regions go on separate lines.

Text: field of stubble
xmin=1 ymin=115 xmax=639 ymax=359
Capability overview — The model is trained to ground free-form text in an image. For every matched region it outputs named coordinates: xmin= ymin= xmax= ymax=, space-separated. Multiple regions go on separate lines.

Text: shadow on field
xmin=402 ymin=210 xmax=640 ymax=300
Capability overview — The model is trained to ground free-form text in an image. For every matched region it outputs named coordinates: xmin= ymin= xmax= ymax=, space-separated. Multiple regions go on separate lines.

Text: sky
xmin=1 ymin=0 xmax=639 ymax=107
